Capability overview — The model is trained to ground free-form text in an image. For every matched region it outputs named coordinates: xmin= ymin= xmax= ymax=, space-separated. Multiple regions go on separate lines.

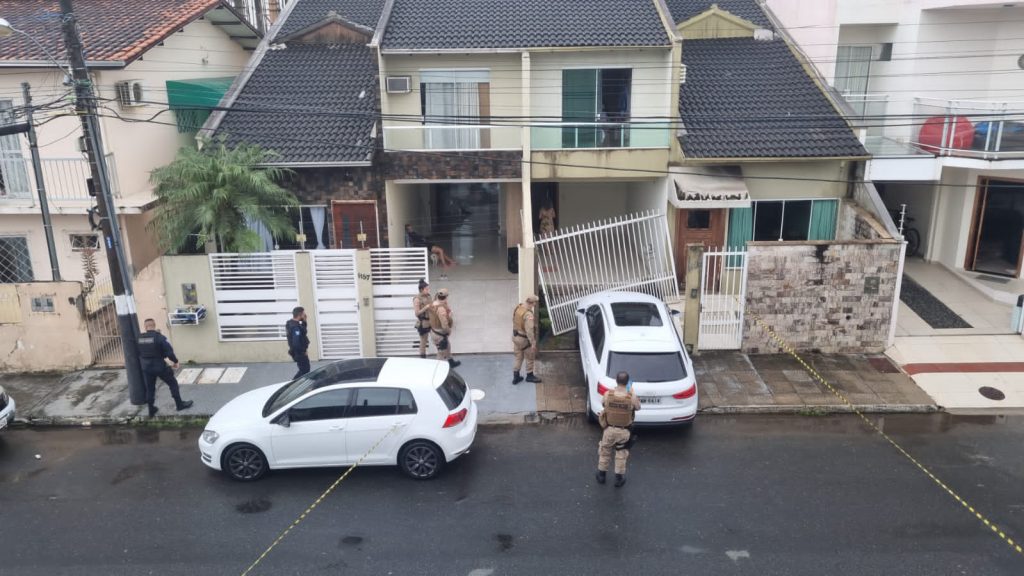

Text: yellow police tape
xmin=746 ymin=308 xmax=1024 ymax=557
xmin=240 ymin=424 xmax=400 ymax=576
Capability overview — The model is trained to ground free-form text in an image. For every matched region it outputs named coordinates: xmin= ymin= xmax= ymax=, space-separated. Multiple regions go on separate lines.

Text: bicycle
xmin=890 ymin=208 xmax=920 ymax=258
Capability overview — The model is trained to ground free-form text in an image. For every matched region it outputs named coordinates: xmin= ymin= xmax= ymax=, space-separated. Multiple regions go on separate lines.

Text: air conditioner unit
xmin=115 ymin=80 xmax=145 ymax=108
xmin=386 ymin=76 xmax=411 ymax=94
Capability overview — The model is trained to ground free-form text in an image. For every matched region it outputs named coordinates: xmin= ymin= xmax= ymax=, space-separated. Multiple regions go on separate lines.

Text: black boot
xmin=614 ymin=474 xmax=626 ymax=488
xmin=148 ymin=404 xmax=159 ymax=417
xmin=512 ymin=371 xmax=523 ymax=385
xmin=596 ymin=470 xmax=606 ymax=484
xmin=175 ymin=399 xmax=194 ymax=411
xmin=420 ymin=354 xmax=426 ymax=359
xmin=526 ymin=372 xmax=542 ymax=383
xmin=448 ymin=358 xmax=461 ymax=368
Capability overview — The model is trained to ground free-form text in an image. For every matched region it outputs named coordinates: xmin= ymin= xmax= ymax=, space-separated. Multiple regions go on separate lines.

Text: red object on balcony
xmin=918 ymin=115 xmax=974 ymax=154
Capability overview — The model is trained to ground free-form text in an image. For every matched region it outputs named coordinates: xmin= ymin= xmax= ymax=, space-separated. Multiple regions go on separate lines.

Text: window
xmin=274 ymin=206 xmax=330 ymax=250
xmin=610 ymin=302 xmax=664 ymax=327
xmin=729 ymin=199 xmax=838 ymax=245
xmin=420 ymin=70 xmax=489 ymax=150
xmin=69 ymin=234 xmax=100 ymax=252
xmin=288 ymin=389 xmax=352 ymax=422
xmin=0 ymin=100 xmax=30 ymax=200
xmin=586 ymin=305 xmax=605 ymax=359
xmin=436 ymin=371 xmax=468 ymax=410
xmin=0 ymin=236 xmax=33 ymax=283
xmin=562 ymin=68 xmax=632 ymax=148
xmin=834 ymin=46 xmax=872 ymax=96
xmin=397 ymin=389 xmax=418 ymax=415
xmin=606 ymin=351 xmax=687 ymax=382
xmin=687 ymin=210 xmax=711 ymax=229
xmin=350 ymin=387 xmax=402 ymax=418
xmin=263 ymin=358 xmax=388 ymax=416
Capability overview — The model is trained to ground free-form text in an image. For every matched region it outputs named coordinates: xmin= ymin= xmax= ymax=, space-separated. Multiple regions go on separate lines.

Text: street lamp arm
xmin=0 ymin=18 xmax=74 ymax=77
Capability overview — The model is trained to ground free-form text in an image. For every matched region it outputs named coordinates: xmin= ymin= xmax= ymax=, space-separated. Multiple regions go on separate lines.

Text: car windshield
xmin=610 ymin=302 xmax=663 ymax=327
xmin=435 ymin=370 xmax=467 ymax=410
xmin=262 ymin=359 xmax=387 ymax=417
xmin=606 ymin=351 xmax=687 ymax=383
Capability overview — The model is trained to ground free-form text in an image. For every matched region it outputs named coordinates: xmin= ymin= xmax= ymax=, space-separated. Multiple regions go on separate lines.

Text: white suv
xmin=199 ymin=358 xmax=482 ymax=481
xmin=0 ymin=385 xmax=15 ymax=430
xmin=577 ymin=291 xmax=698 ymax=425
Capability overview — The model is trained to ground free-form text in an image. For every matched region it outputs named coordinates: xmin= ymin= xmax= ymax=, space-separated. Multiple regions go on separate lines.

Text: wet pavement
xmin=1 ymin=414 xmax=1022 ymax=575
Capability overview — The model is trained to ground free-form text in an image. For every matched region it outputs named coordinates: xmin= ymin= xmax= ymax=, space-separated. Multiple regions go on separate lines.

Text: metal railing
xmin=531 ymin=121 xmax=671 ymax=150
xmin=383 ymin=124 xmax=521 ymax=151
xmin=0 ymin=153 xmax=120 ymax=204
xmin=911 ymin=97 xmax=1024 ymax=159
xmin=84 ymin=277 xmax=125 ymax=366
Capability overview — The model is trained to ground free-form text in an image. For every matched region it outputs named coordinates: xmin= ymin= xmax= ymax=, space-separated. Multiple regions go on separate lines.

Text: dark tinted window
xmin=586 ymin=305 xmax=605 ymax=358
xmin=263 ymin=358 xmax=388 ymax=416
xmin=606 ymin=352 xmax=687 ymax=382
xmin=687 ymin=210 xmax=711 ymax=229
xmin=436 ymin=371 xmax=467 ymax=410
xmin=350 ymin=388 xmax=401 ymax=418
xmin=288 ymin=389 xmax=352 ymax=422
xmin=610 ymin=302 xmax=663 ymax=327
xmin=398 ymin=389 xmax=418 ymax=415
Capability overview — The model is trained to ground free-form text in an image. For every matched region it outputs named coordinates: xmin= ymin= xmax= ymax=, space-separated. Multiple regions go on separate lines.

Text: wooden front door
xmin=675 ymin=208 xmax=725 ymax=286
xmin=332 ymin=200 xmax=380 ymax=249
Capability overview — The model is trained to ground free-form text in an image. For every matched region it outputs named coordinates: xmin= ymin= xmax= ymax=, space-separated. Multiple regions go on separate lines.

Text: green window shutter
xmin=808 ymin=199 xmax=838 ymax=241
xmin=727 ymin=206 xmax=753 ymax=250
xmin=561 ymin=69 xmax=596 ymax=148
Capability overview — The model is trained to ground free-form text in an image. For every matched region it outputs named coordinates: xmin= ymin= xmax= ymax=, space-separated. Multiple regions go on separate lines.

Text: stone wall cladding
xmin=285 ymin=165 xmax=389 ymax=246
xmin=741 ymin=241 xmax=901 ymax=354
xmin=382 ymin=151 xmax=522 ymax=180
xmin=838 ymin=200 xmax=889 ymax=241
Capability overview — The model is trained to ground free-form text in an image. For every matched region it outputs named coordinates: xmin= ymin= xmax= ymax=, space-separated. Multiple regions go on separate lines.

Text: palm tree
xmin=150 ymin=138 xmax=299 ymax=253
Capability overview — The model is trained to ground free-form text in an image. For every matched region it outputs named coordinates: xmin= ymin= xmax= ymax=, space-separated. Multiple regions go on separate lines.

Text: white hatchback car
xmin=0 ymin=385 xmax=15 ymax=430
xmin=199 ymin=357 xmax=482 ymax=481
xmin=577 ymin=291 xmax=698 ymax=425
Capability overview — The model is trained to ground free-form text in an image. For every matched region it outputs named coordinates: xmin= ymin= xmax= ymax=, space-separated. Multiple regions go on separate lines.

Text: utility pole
xmin=60 ymin=0 xmax=145 ymax=404
xmin=22 ymin=82 xmax=61 ymax=281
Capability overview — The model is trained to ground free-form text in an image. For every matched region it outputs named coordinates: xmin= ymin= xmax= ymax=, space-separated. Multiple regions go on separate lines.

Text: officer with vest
xmin=413 ymin=278 xmax=432 ymax=358
xmin=512 ymin=295 xmax=542 ymax=384
xmin=137 ymin=318 xmax=193 ymax=417
xmin=428 ymin=288 xmax=461 ymax=368
xmin=286 ymin=307 xmax=311 ymax=379
xmin=596 ymin=371 xmax=641 ymax=487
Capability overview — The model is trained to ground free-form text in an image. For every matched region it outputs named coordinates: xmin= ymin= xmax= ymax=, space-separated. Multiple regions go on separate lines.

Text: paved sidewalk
xmin=2 ymin=350 xmax=935 ymax=427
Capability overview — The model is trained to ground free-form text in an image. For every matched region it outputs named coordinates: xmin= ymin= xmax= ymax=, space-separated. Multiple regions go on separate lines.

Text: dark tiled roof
xmin=215 ymin=44 xmax=377 ymax=164
xmin=381 ymin=0 xmax=671 ymax=50
xmin=664 ymin=0 xmax=772 ymax=29
xmin=679 ymin=38 xmax=867 ymax=158
xmin=0 ymin=0 xmax=229 ymax=64
xmin=274 ymin=0 xmax=386 ymax=40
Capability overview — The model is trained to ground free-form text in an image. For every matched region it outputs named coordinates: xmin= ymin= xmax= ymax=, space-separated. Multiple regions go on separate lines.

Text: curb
xmin=698 ymin=404 xmax=939 ymax=415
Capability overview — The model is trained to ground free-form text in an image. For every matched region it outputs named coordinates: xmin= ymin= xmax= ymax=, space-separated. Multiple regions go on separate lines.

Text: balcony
xmin=382 ymin=124 xmax=521 ymax=151
xmin=0 ymin=154 xmax=121 ymax=207
xmin=531 ymin=122 xmax=671 ymax=150
xmin=910 ymin=98 xmax=1024 ymax=160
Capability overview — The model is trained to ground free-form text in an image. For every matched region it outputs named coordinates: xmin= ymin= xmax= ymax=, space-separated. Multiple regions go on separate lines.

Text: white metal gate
xmin=310 ymin=250 xmax=362 ymax=359
xmin=698 ymin=248 xmax=748 ymax=350
xmin=210 ymin=252 xmax=299 ymax=340
xmin=371 ymin=247 xmax=429 ymax=356
xmin=536 ymin=210 xmax=679 ymax=335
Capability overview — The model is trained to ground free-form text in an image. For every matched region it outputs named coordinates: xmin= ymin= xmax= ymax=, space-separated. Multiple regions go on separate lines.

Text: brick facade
xmin=284 ymin=165 xmax=389 ymax=246
xmin=742 ymin=241 xmax=901 ymax=354
xmin=382 ymin=151 xmax=522 ymax=180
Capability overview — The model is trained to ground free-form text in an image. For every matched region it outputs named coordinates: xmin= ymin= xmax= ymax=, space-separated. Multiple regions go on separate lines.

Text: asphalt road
xmin=1 ymin=414 xmax=1022 ymax=576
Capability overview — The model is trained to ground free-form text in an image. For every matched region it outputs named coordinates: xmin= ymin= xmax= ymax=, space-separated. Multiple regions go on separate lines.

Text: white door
xmin=344 ymin=387 xmax=417 ymax=464
xmin=270 ymin=388 xmax=352 ymax=467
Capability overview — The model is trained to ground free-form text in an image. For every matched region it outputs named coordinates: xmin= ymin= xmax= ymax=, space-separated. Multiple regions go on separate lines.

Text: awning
xmin=668 ymin=165 xmax=751 ymax=209
xmin=166 ymin=77 xmax=236 ymax=133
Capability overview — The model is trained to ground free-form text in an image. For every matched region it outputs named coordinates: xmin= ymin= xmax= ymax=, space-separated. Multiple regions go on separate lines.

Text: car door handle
xmin=330 ymin=425 xmax=345 ymax=431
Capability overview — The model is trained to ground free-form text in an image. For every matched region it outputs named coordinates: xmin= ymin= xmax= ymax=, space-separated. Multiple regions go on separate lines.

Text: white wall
xmin=877 ymin=182 xmax=937 ymax=255
xmin=0 ymin=214 xmax=113 ymax=283
xmin=932 ymin=167 xmax=974 ymax=269
xmin=626 ymin=177 xmax=669 ymax=213
xmin=765 ymin=0 xmax=840 ymax=82
xmin=386 ymin=182 xmax=431 ymax=246
xmin=557 ymin=181 xmax=629 ymax=226
xmin=743 ymin=161 xmax=849 ymax=200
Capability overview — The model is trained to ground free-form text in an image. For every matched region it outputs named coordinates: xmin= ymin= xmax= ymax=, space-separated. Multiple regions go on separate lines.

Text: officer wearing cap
xmin=137 ymin=318 xmax=193 ymax=417
xmin=413 ymin=278 xmax=432 ymax=358
xmin=596 ymin=371 xmax=640 ymax=488
xmin=512 ymin=295 xmax=542 ymax=384
xmin=428 ymin=288 xmax=461 ymax=368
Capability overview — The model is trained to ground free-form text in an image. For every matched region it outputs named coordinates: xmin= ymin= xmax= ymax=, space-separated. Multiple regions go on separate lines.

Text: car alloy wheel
xmin=224 ymin=444 xmax=267 ymax=482
xmin=400 ymin=441 xmax=443 ymax=480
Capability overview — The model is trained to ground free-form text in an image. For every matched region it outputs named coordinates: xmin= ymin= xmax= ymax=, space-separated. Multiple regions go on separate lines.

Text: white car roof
xmin=376 ymin=357 xmax=448 ymax=389
xmin=578 ymin=291 xmax=680 ymax=353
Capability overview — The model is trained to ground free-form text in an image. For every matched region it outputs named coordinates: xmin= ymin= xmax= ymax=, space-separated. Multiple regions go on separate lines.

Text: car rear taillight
xmin=443 ymin=408 xmax=468 ymax=428
xmin=672 ymin=384 xmax=696 ymax=399
xmin=598 ymin=383 xmax=611 ymax=396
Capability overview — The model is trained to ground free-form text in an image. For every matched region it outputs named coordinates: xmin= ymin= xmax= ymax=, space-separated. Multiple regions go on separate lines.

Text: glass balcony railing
xmin=911 ymin=98 xmax=1024 ymax=159
xmin=531 ymin=122 xmax=671 ymax=150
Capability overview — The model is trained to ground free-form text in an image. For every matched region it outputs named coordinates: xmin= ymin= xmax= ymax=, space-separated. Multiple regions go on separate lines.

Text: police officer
xmin=137 ymin=318 xmax=193 ymax=417
xmin=512 ymin=295 xmax=542 ymax=384
xmin=428 ymin=288 xmax=461 ymax=368
xmin=596 ymin=371 xmax=640 ymax=487
xmin=413 ymin=278 xmax=432 ymax=358
xmin=286 ymin=306 xmax=310 ymax=379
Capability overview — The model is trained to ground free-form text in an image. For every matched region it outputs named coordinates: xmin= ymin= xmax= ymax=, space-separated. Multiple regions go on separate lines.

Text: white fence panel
xmin=311 ymin=250 xmax=362 ymax=359
xmin=698 ymin=248 xmax=748 ymax=351
xmin=535 ymin=210 xmax=678 ymax=335
xmin=371 ymin=248 xmax=429 ymax=356
xmin=210 ymin=252 xmax=299 ymax=341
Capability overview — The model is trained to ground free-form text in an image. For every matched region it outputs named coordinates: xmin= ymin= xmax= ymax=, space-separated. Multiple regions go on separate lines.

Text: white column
xmin=518 ymin=51 xmax=536 ymax=301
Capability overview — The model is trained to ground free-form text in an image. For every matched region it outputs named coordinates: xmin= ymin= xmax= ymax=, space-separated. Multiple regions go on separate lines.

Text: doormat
xmin=974 ymin=274 xmax=1012 ymax=285
xmin=900 ymin=275 xmax=972 ymax=329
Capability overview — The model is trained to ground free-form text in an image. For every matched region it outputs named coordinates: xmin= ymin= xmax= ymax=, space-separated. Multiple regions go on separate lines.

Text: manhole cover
xmin=978 ymin=386 xmax=1006 ymax=401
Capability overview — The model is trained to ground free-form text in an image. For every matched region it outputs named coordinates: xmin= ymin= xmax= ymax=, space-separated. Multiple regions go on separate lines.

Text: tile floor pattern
xmin=896 ymin=259 xmax=1016 ymax=336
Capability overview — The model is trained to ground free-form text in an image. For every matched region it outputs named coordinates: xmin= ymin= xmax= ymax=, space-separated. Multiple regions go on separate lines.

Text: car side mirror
xmin=670 ymin=309 xmax=681 ymax=317
xmin=273 ymin=412 xmax=291 ymax=428
xmin=577 ymin=308 xmax=585 ymax=314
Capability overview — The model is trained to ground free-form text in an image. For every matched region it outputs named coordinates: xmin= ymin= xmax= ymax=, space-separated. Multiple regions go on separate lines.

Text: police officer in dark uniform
xmin=137 ymin=318 xmax=193 ymax=417
xmin=286 ymin=306 xmax=311 ymax=379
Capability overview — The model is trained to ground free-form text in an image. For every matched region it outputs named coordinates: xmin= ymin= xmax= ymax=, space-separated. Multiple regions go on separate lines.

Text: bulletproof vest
xmin=428 ymin=302 xmax=446 ymax=332
xmin=137 ymin=332 xmax=161 ymax=359
xmin=414 ymin=294 xmax=432 ymax=319
xmin=604 ymin=389 xmax=635 ymax=427
xmin=513 ymin=304 xmax=529 ymax=334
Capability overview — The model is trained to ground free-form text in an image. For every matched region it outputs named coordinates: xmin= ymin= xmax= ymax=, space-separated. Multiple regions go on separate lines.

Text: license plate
xmin=639 ymin=396 xmax=661 ymax=404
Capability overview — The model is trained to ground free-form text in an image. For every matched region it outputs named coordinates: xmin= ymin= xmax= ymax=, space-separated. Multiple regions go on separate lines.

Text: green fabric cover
xmin=166 ymin=77 xmax=236 ymax=133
